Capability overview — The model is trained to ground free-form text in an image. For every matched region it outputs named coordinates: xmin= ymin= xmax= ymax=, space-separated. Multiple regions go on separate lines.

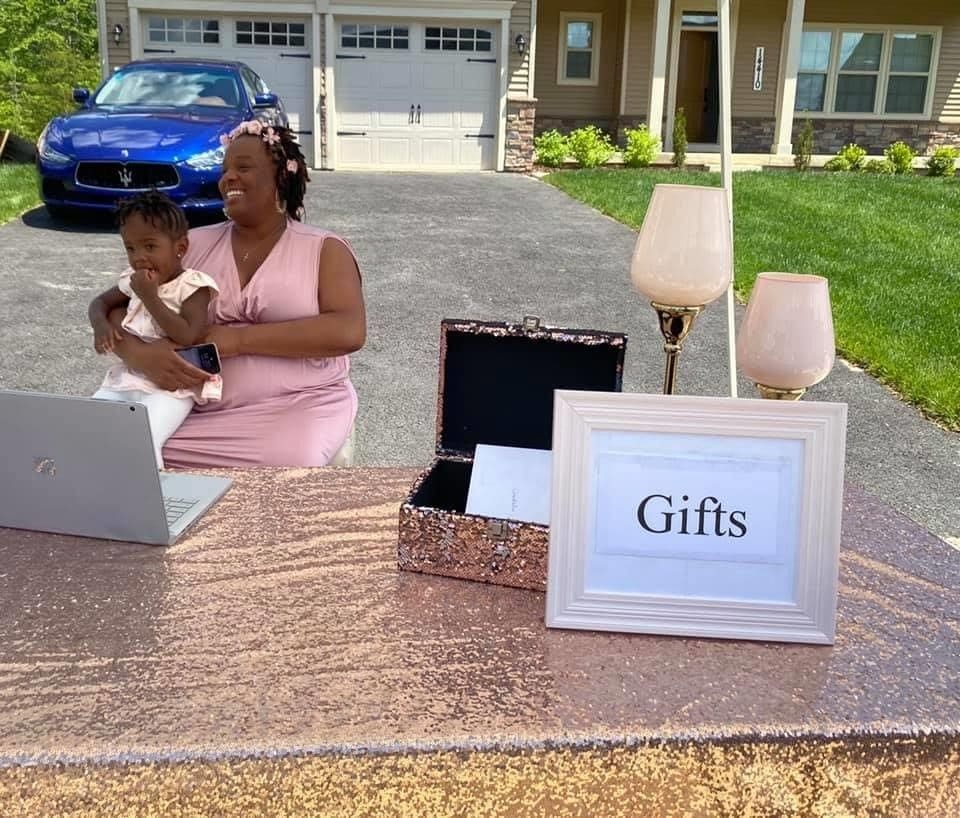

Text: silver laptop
xmin=0 ymin=390 xmax=232 ymax=545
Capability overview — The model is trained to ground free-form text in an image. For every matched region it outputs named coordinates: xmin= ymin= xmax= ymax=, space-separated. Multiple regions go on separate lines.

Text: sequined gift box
xmin=397 ymin=317 xmax=626 ymax=591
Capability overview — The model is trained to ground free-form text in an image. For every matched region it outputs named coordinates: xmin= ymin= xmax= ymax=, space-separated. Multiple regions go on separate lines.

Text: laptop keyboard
xmin=163 ymin=496 xmax=199 ymax=526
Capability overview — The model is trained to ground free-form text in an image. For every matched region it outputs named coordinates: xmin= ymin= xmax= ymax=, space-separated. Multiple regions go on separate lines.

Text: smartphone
xmin=176 ymin=343 xmax=222 ymax=375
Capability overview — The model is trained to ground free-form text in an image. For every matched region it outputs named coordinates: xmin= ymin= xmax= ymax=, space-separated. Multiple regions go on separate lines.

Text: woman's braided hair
xmin=114 ymin=190 xmax=188 ymax=238
xmin=222 ymin=120 xmax=310 ymax=221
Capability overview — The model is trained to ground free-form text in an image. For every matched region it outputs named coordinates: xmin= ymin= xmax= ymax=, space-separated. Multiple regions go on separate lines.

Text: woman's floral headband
xmin=220 ymin=120 xmax=299 ymax=172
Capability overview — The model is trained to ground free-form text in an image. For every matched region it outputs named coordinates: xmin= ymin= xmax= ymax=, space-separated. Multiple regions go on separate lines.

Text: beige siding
xmin=509 ymin=0 xmax=534 ymax=97
xmin=943 ymin=31 xmax=960 ymax=122
xmin=535 ymin=0 xmax=625 ymax=117
xmin=732 ymin=0 xmax=785 ymax=118
xmin=621 ymin=0 xmax=653 ymax=115
xmin=105 ymin=0 xmax=130 ymax=69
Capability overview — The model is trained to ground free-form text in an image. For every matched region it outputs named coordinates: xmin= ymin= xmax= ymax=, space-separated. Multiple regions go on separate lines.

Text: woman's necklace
xmin=235 ymin=218 xmax=287 ymax=264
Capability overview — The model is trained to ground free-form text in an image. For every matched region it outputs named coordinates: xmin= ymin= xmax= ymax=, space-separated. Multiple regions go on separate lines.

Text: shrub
xmin=567 ymin=125 xmax=615 ymax=168
xmin=794 ymin=118 xmax=814 ymax=172
xmin=622 ymin=125 xmax=661 ymax=168
xmin=672 ymin=108 xmax=688 ymax=169
xmin=926 ymin=146 xmax=959 ymax=177
xmin=838 ymin=143 xmax=867 ymax=170
xmin=823 ymin=156 xmax=851 ymax=172
xmin=533 ymin=129 xmax=569 ymax=168
xmin=864 ymin=158 xmax=895 ymax=175
xmin=884 ymin=141 xmax=916 ymax=175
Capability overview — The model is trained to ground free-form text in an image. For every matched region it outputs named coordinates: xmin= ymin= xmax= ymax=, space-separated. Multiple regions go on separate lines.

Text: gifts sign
xmin=546 ymin=392 xmax=846 ymax=644
xmin=592 ymin=448 xmax=795 ymax=566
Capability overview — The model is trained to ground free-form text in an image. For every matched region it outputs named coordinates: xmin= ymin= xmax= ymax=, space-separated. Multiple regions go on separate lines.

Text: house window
xmin=147 ymin=17 xmax=219 ymax=45
xmin=558 ymin=13 xmax=602 ymax=85
xmin=424 ymin=27 xmax=492 ymax=52
xmin=341 ymin=24 xmax=409 ymax=49
xmin=681 ymin=13 xmax=717 ymax=28
xmin=236 ymin=21 xmax=306 ymax=47
xmin=796 ymin=26 xmax=938 ymax=117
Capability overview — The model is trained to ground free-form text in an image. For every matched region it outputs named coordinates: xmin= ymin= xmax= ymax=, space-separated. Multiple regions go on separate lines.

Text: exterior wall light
xmin=515 ymin=33 xmax=527 ymax=56
xmin=113 ymin=24 xmax=124 ymax=46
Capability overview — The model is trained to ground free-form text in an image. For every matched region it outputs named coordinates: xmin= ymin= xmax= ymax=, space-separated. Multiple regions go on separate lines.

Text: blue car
xmin=36 ymin=59 xmax=287 ymax=218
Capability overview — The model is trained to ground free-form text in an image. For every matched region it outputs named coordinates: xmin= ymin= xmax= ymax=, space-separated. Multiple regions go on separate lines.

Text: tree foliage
xmin=0 ymin=0 xmax=100 ymax=139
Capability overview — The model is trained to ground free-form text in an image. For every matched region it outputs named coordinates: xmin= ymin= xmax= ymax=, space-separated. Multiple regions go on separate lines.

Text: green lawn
xmin=0 ymin=163 xmax=40 ymax=224
xmin=545 ymin=169 xmax=960 ymax=429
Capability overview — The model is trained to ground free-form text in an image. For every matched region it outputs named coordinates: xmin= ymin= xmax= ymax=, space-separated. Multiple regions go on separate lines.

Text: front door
xmin=676 ymin=29 xmax=719 ymax=143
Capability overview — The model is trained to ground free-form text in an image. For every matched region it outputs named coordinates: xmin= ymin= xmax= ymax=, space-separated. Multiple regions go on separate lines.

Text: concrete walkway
xmin=1 ymin=172 xmax=957 ymax=546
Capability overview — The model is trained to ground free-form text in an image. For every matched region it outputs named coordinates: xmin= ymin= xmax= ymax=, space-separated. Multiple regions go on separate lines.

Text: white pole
xmin=718 ymin=0 xmax=738 ymax=397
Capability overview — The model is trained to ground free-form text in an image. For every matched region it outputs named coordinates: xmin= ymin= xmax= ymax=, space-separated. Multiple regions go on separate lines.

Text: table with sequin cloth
xmin=0 ymin=468 xmax=957 ymax=817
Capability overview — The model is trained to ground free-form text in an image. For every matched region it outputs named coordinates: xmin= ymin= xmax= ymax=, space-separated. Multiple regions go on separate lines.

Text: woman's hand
xmin=204 ymin=325 xmax=243 ymax=358
xmin=122 ymin=337 xmax=209 ymax=391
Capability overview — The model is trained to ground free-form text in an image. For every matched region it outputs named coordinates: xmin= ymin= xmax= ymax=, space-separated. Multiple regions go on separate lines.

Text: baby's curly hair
xmin=114 ymin=190 xmax=188 ymax=238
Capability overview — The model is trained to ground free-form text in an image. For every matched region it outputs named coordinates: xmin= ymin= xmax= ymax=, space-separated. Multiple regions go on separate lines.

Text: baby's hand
xmin=129 ymin=269 xmax=160 ymax=298
xmin=93 ymin=319 xmax=124 ymax=354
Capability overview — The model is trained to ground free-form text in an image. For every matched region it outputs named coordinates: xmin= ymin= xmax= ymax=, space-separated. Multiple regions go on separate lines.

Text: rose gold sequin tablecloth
xmin=0 ymin=468 xmax=957 ymax=817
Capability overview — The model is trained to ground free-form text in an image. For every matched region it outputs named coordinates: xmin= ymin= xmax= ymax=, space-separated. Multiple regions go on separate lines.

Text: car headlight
xmin=37 ymin=126 xmax=73 ymax=166
xmin=185 ymin=146 xmax=225 ymax=170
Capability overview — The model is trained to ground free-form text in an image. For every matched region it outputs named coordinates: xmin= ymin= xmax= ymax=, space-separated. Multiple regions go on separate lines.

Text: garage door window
xmin=236 ymin=21 xmax=306 ymax=47
xmin=424 ymin=27 xmax=493 ymax=52
xmin=341 ymin=24 xmax=409 ymax=49
xmin=148 ymin=17 xmax=220 ymax=44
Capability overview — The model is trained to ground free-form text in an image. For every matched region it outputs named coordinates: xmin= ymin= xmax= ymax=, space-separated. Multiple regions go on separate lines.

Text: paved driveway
xmin=1 ymin=172 xmax=958 ymax=546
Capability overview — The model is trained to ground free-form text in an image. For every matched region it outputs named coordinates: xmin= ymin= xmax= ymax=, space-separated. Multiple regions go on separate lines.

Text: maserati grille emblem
xmin=121 ymin=148 xmax=129 ymax=158
xmin=119 ymin=167 xmax=133 ymax=187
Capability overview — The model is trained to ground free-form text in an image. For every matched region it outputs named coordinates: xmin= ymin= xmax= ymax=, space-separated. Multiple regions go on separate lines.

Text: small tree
xmin=794 ymin=118 xmax=814 ymax=171
xmin=0 ymin=0 xmax=100 ymax=139
xmin=672 ymin=108 xmax=688 ymax=169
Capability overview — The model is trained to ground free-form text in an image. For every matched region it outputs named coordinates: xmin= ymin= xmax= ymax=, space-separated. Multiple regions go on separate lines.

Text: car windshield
xmin=94 ymin=67 xmax=243 ymax=109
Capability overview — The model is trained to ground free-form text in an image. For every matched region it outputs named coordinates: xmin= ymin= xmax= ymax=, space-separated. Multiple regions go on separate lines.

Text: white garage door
xmin=141 ymin=14 xmax=314 ymax=160
xmin=334 ymin=22 xmax=499 ymax=170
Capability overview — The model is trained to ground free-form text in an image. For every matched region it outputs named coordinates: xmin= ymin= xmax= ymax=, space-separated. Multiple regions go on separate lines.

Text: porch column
xmin=647 ymin=0 xmax=671 ymax=140
xmin=772 ymin=0 xmax=806 ymax=155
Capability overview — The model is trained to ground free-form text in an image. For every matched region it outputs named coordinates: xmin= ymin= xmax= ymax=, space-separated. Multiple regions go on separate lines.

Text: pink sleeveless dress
xmin=161 ymin=219 xmax=358 ymax=468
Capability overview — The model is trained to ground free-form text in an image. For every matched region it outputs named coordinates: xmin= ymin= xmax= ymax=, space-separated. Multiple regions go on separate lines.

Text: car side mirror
xmin=253 ymin=92 xmax=279 ymax=108
xmin=73 ymin=88 xmax=91 ymax=105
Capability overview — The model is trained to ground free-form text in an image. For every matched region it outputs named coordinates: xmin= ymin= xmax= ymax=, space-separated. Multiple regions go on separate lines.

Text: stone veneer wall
xmin=733 ymin=118 xmax=960 ymax=154
xmin=615 ymin=115 xmax=649 ymax=144
xmin=534 ymin=115 xmax=650 ymax=145
xmin=535 ymin=116 xmax=618 ymax=137
xmin=505 ymin=99 xmax=537 ymax=172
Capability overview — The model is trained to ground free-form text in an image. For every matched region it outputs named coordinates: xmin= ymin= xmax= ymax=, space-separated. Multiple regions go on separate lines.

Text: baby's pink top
xmin=101 ymin=267 xmax=222 ymax=403
xmin=162 ymin=219 xmax=359 ymax=468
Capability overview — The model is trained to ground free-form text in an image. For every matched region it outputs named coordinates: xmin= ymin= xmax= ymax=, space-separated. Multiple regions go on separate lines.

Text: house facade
xmin=96 ymin=0 xmax=960 ymax=171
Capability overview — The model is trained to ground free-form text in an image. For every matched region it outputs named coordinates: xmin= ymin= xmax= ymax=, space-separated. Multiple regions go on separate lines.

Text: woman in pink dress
xmin=108 ymin=120 xmax=366 ymax=467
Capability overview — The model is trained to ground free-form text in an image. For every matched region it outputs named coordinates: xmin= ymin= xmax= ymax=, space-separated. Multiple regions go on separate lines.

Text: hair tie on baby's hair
xmin=286 ymin=159 xmax=298 ymax=173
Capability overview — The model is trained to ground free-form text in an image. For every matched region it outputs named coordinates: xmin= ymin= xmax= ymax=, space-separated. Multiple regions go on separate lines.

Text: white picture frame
xmin=546 ymin=392 xmax=847 ymax=645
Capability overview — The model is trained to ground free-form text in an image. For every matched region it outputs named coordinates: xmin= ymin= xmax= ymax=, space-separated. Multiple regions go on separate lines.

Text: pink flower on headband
xmin=286 ymin=159 xmax=298 ymax=173
xmin=224 ymin=119 xmax=265 ymax=143
xmin=263 ymin=127 xmax=281 ymax=146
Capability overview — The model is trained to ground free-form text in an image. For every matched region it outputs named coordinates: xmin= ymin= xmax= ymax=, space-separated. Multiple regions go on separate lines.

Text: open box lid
xmin=436 ymin=317 xmax=626 ymax=458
